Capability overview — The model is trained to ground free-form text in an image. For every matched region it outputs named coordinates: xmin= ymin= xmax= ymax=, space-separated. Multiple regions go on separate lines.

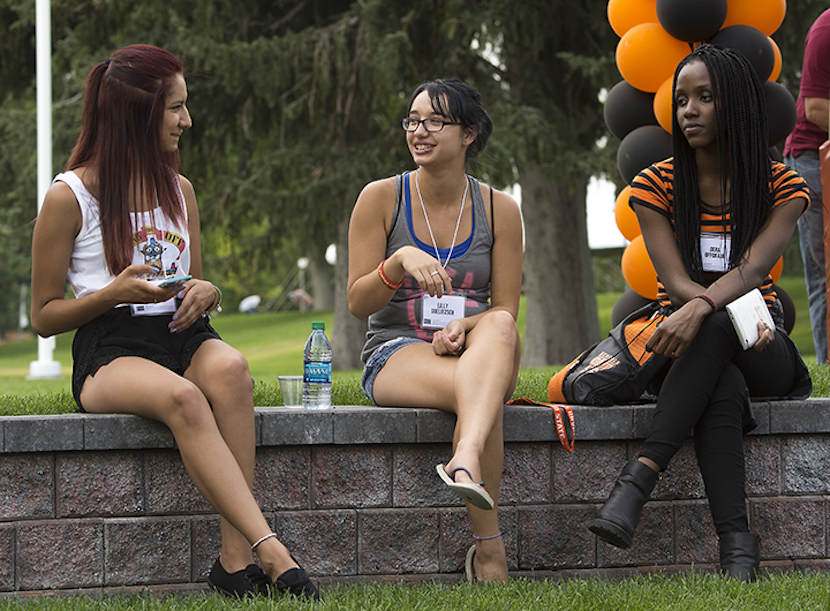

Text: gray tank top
xmin=361 ymin=172 xmax=493 ymax=363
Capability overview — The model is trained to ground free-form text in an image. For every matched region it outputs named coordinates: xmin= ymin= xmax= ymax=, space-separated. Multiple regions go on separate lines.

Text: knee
xmin=212 ymin=348 xmax=253 ymax=390
xmin=165 ymin=382 xmax=214 ymax=430
xmin=480 ymin=310 xmax=520 ymax=348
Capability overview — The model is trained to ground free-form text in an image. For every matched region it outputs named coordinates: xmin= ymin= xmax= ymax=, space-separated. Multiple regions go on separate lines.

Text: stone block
xmin=191 ymin=516 xmax=222 ymax=583
xmin=17 ymin=519 xmax=104 ymax=590
xmin=504 ymin=406 xmax=556 ymax=443
xmin=653 ymin=442 xmax=705 ymax=500
xmin=415 ymin=409 xmax=455 ymax=443
xmin=501 ymin=443 xmax=552 ymax=505
xmin=104 ymin=517 xmax=190 ymax=586
xmin=770 ymin=398 xmax=830 ymax=434
xmin=311 ymin=446 xmax=391 ymax=508
xmin=259 ymin=408 xmax=332 ymax=446
xmin=747 ymin=402 xmax=770 ymax=435
xmin=392 ymin=445 xmax=458 ymax=508
xmin=552 ymin=442 xmax=626 ymax=503
xmin=751 ymin=497 xmax=825 ymax=558
xmin=84 ymin=414 xmax=174 ymax=450
xmin=782 ymin=436 xmax=830 ymax=494
xmin=518 ymin=505 xmax=596 ymax=569
xmin=439 ymin=506 xmax=518 ymax=573
xmin=357 ymin=508 xmax=439 ymax=574
xmin=0 ymin=525 xmax=14 ymax=591
xmin=254 ymin=447 xmax=312 ymax=510
xmin=674 ymin=501 xmax=718 ymax=564
xmin=0 ymin=455 xmax=53 ymax=519
xmin=572 ymin=406 xmax=634 ymax=441
xmin=599 ymin=502 xmax=674 ymax=567
xmin=5 ymin=415 xmax=84 ymax=453
xmin=56 ymin=452 xmax=144 ymax=517
xmin=333 ymin=407 xmax=416 ymax=444
xmin=144 ymin=451 xmax=212 ymax=514
xmin=271 ymin=510 xmax=356 ymax=576
xmin=632 ymin=405 xmax=657 ymax=439
xmin=745 ymin=436 xmax=781 ymax=496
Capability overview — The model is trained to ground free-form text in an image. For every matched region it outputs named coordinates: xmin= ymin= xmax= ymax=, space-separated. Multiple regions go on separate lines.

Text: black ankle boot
xmin=719 ymin=532 xmax=760 ymax=582
xmin=588 ymin=459 xmax=659 ymax=549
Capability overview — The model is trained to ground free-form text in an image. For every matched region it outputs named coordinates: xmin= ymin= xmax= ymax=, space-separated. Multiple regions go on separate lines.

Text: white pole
xmin=28 ymin=0 xmax=61 ymax=380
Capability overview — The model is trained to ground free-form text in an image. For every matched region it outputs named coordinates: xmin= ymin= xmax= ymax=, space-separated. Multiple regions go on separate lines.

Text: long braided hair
xmin=670 ymin=44 xmax=771 ymax=282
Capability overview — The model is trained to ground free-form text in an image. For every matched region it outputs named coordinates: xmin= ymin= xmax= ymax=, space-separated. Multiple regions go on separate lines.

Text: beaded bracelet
xmin=377 ymin=259 xmax=403 ymax=290
xmin=693 ymin=293 xmax=717 ymax=313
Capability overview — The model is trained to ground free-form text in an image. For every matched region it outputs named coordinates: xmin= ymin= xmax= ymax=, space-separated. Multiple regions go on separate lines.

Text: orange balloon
xmin=616 ymin=23 xmax=691 ymax=93
xmin=607 ymin=0 xmax=659 ymax=38
xmin=722 ymin=0 xmax=786 ymax=36
xmin=770 ymin=256 xmax=783 ymax=283
xmin=653 ymin=76 xmax=674 ymax=134
xmin=768 ymin=36 xmax=782 ymax=82
xmin=621 ymin=235 xmax=658 ymax=299
xmin=614 ymin=185 xmax=641 ymax=241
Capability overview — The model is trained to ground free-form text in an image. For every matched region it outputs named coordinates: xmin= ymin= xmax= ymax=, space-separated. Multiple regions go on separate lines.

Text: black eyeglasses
xmin=401 ymin=117 xmax=462 ymax=132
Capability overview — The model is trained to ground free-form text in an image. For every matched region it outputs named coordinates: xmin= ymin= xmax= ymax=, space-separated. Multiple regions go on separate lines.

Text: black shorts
xmin=71 ymin=307 xmax=221 ymax=411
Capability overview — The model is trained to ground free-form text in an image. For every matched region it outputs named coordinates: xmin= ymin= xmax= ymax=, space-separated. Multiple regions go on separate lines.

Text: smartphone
xmin=156 ymin=275 xmax=192 ymax=288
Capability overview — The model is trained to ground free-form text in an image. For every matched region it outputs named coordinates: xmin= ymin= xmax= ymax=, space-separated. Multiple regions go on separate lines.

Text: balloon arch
xmin=606 ymin=0 xmax=794 ymax=327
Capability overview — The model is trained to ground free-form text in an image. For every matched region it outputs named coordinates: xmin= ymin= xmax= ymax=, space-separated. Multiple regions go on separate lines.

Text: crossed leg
xmin=371 ymin=310 xmax=521 ymax=581
xmin=79 ymin=340 xmax=297 ymax=583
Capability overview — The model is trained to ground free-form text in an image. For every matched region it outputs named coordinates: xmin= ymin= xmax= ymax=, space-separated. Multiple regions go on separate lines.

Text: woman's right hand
xmin=390 ymin=246 xmax=452 ymax=297
xmin=646 ymin=298 xmax=712 ymax=358
xmin=108 ymin=265 xmax=182 ymax=305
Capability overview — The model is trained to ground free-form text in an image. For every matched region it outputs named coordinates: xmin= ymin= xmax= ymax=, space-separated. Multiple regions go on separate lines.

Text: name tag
xmin=130 ymin=299 xmax=176 ymax=317
xmin=422 ymin=294 xmax=466 ymax=330
xmin=700 ymin=232 xmax=731 ymax=273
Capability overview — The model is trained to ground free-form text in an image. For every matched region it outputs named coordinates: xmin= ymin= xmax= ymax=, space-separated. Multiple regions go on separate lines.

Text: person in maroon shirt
xmin=783 ymin=8 xmax=830 ymax=364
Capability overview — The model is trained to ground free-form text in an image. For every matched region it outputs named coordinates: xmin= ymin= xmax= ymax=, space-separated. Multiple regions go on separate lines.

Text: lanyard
xmin=415 ymin=168 xmax=468 ymax=269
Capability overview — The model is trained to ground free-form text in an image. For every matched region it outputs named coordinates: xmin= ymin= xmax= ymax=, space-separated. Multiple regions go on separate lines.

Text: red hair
xmin=67 ymin=44 xmax=186 ymax=274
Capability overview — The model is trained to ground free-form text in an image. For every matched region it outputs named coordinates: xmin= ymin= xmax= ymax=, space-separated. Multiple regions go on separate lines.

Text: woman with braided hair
xmin=588 ymin=44 xmax=812 ymax=581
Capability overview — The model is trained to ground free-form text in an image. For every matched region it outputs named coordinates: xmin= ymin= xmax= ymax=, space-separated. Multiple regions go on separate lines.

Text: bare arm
xmin=30 ymin=181 xmax=177 ymax=337
xmin=805 ymin=96 xmax=830 ymax=133
xmin=633 ymin=197 xmax=805 ymax=356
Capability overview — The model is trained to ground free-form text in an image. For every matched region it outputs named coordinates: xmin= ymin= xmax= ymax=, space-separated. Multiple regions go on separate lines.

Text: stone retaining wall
xmin=1 ymin=399 xmax=830 ymax=595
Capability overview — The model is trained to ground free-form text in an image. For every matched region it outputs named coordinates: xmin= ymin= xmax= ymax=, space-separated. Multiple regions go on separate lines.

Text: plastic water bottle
xmin=302 ymin=321 xmax=332 ymax=409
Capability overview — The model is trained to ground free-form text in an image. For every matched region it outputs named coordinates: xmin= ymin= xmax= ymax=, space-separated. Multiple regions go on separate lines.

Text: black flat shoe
xmin=273 ymin=565 xmax=320 ymax=601
xmin=207 ymin=557 xmax=270 ymax=597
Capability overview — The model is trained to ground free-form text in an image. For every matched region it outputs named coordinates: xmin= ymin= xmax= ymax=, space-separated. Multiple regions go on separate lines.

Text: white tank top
xmin=56 ymin=170 xmax=191 ymax=299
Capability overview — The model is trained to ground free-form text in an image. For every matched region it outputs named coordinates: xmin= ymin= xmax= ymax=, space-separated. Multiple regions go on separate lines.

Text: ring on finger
xmin=430 ymin=270 xmax=439 ymax=277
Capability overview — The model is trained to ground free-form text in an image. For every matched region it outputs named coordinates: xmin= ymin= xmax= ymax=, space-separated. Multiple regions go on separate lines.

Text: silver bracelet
xmin=251 ymin=532 xmax=277 ymax=552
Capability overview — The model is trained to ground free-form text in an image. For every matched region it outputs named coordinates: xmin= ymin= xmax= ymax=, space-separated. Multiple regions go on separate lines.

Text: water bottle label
xmin=304 ymin=362 xmax=331 ymax=384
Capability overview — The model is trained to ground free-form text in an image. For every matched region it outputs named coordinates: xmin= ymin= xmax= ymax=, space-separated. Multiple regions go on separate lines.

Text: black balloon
xmin=764 ymin=81 xmax=797 ymax=148
xmin=611 ymin=289 xmax=654 ymax=327
xmin=657 ymin=0 xmax=726 ymax=43
xmin=710 ymin=26 xmax=774 ymax=82
xmin=617 ymin=125 xmax=673 ymax=184
xmin=772 ymin=284 xmax=795 ymax=334
xmin=604 ymin=80 xmax=658 ymax=141
xmin=768 ymin=146 xmax=783 ymax=163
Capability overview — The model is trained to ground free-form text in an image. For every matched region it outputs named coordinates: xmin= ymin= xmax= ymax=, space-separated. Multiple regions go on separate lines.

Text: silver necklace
xmin=415 ymin=168 xmax=468 ymax=269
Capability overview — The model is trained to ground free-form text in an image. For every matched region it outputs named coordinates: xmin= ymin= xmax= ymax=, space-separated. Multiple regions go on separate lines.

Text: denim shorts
xmin=361 ymin=336 xmax=426 ymax=404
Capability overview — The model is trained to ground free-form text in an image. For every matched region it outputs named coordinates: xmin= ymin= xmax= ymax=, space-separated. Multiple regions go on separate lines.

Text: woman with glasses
xmin=347 ymin=78 xmax=523 ymax=583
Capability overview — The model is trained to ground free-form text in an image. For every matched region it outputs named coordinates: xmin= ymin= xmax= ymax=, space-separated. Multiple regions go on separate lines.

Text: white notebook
xmin=725 ymin=288 xmax=774 ymax=350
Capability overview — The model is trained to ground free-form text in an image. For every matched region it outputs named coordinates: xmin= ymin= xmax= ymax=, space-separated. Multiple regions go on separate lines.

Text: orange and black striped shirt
xmin=629 ymin=158 xmax=809 ymax=309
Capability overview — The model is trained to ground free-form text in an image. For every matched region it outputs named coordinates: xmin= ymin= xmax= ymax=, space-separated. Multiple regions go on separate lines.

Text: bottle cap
xmin=312 ymin=321 xmax=325 ymax=330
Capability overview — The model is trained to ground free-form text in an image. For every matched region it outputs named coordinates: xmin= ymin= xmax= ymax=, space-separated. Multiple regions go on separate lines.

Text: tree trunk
xmin=306 ymin=245 xmax=334 ymax=311
xmin=521 ymin=166 xmax=600 ymax=365
xmin=332 ymin=208 xmax=368 ymax=371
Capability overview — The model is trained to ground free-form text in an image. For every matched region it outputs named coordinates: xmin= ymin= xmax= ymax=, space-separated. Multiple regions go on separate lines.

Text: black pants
xmin=640 ymin=311 xmax=800 ymax=536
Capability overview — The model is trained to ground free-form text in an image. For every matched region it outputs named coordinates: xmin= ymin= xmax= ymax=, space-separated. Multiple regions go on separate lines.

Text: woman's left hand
xmin=751 ymin=321 xmax=775 ymax=352
xmin=168 ymin=279 xmax=216 ymax=333
xmin=432 ymin=318 xmax=466 ymax=356
xmin=646 ymin=298 xmax=711 ymax=358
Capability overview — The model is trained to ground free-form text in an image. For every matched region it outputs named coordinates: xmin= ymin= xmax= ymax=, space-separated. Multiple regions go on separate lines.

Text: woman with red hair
xmin=30 ymin=45 xmax=318 ymax=600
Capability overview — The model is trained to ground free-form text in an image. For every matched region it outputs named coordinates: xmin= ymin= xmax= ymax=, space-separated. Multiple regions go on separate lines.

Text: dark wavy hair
xmin=670 ymin=44 xmax=771 ymax=281
xmin=67 ymin=44 xmax=186 ymax=275
xmin=407 ymin=78 xmax=493 ymax=164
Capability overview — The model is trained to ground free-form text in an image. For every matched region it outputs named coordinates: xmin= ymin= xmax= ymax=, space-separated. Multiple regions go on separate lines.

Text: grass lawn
xmin=1 ymin=277 xmax=827 ymax=412
xmin=0 ymin=572 xmax=827 ymax=609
